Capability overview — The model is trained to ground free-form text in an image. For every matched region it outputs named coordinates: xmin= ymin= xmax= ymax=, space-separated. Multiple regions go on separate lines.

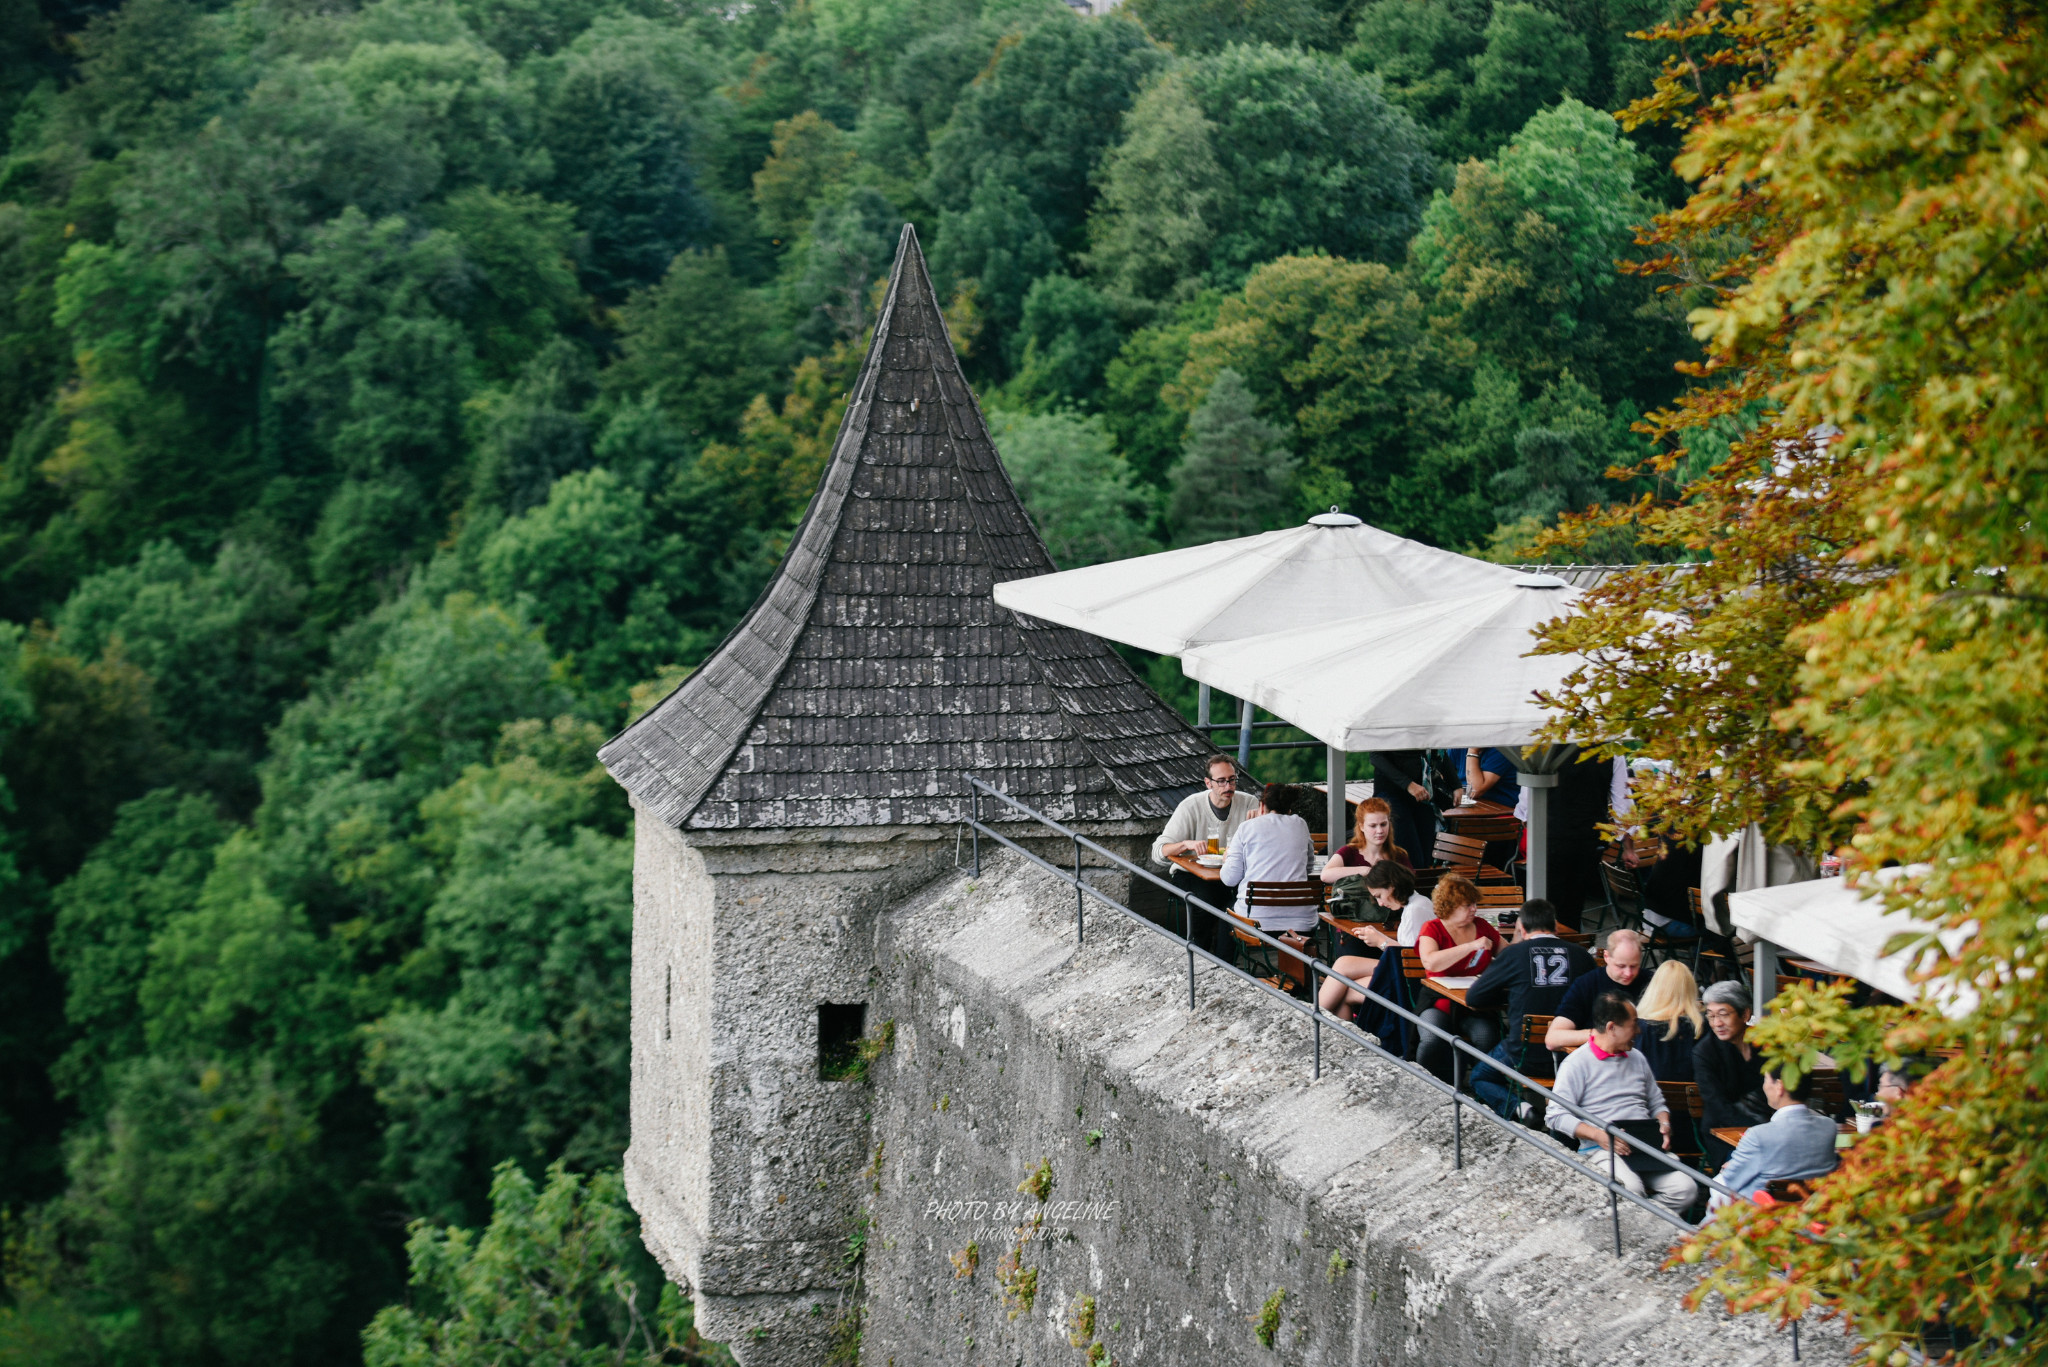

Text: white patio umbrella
xmin=1728 ymin=867 xmax=1974 ymax=1017
xmin=1178 ymin=575 xmax=1587 ymax=896
xmin=993 ymin=511 xmax=1519 ymax=655
xmin=993 ymin=512 xmax=1523 ymax=840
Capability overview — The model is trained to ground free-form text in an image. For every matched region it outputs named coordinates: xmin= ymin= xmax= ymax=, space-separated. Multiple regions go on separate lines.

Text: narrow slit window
xmin=663 ymin=965 xmax=672 ymax=1042
xmin=817 ymin=1002 xmax=868 ymax=1080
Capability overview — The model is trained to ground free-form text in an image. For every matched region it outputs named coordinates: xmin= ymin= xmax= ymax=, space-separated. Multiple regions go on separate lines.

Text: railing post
xmin=1311 ymin=964 xmax=1322 ymax=1080
xmin=970 ymin=780 xmax=980 ymax=876
xmin=1073 ymin=835 xmax=1084 ymax=944
xmin=1183 ymin=896 xmax=1196 ymax=1010
xmin=1452 ymin=1049 xmax=1463 ymax=1169
xmin=1610 ymin=1139 xmax=1622 ymax=1257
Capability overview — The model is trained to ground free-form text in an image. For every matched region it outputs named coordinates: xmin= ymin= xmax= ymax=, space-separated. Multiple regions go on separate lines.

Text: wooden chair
xmin=1657 ymin=1081 xmax=1705 ymax=1163
xmin=1433 ymin=830 xmax=1488 ymax=870
xmin=1429 ymin=832 xmax=1514 ymax=884
xmin=1477 ymin=882 xmax=1525 ymax=911
xmin=1595 ymin=860 xmax=1644 ymax=936
xmin=1807 ymin=1068 xmax=1846 ymax=1119
xmin=1237 ymin=881 xmax=1323 ymax=997
xmin=1553 ymin=928 xmax=1594 ymax=948
xmin=1689 ymin=888 xmax=1739 ymax=984
xmin=1398 ymin=946 xmax=1430 ymax=981
xmin=1521 ymin=1013 xmax=1558 ymax=1089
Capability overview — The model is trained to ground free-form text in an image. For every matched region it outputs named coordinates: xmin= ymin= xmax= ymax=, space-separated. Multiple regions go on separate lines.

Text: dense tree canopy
xmin=1532 ymin=0 xmax=2048 ymax=1359
xmin=0 ymin=0 xmax=1712 ymax=1360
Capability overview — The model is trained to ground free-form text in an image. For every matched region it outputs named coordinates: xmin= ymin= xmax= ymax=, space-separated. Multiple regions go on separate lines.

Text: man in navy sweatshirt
xmin=1465 ymin=899 xmax=1595 ymax=1124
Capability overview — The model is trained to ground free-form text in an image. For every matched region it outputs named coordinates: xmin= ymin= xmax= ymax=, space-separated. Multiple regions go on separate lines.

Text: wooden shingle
xmin=599 ymin=224 xmax=1213 ymax=830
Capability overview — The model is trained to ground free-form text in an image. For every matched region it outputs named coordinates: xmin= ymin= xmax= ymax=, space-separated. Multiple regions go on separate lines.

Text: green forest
xmin=0 ymin=0 xmax=1705 ymax=1360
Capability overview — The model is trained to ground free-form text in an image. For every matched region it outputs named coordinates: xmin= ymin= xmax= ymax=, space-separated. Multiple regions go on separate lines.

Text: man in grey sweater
xmin=1546 ymin=992 xmax=1697 ymax=1213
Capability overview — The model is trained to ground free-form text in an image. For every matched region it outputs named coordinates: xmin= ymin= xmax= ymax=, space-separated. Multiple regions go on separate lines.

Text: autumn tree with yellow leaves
xmin=1535 ymin=1 xmax=2048 ymax=1360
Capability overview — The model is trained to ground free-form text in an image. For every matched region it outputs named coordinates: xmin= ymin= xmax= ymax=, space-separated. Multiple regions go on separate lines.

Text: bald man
xmin=1544 ymin=929 xmax=1647 ymax=1053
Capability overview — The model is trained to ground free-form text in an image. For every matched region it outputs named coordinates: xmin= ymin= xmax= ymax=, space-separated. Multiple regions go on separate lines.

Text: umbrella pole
xmin=1326 ymin=747 xmax=1346 ymax=859
xmin=1519 ymin=771 xmax=1557 ymax=903
xmin=1198 ymin=682 xmax=1211 ymax=732
xmin=1237 ymin=698 xmax=1253 ymax=773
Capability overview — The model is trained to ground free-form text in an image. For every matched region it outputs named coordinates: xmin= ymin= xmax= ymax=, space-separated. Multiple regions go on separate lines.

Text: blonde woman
xmin=1633 ymin=959 xmax=1705 ymax=1081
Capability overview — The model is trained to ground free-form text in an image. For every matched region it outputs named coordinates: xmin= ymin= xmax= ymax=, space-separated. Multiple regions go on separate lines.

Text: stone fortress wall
xmin=629 ymin=820 xmax=1844 ymax=1366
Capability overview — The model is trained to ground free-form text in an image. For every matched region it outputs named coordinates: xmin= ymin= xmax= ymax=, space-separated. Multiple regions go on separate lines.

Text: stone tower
xmin=598 ymin=224 xmax=1213 ymax=1362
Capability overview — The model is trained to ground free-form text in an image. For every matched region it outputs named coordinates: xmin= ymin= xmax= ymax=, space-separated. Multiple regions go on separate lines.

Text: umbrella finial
xmin=1308 ymin=508 xmax=1362 ymax=527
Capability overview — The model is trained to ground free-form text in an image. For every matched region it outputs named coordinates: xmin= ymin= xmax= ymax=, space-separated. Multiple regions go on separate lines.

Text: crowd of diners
xmin=1151 ymin=752 xmax=1914 ymax=1216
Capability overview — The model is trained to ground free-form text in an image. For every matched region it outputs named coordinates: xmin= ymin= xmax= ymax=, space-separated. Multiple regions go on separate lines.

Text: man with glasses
xmin=1153 ymin=754 xmax=1260 ymax=960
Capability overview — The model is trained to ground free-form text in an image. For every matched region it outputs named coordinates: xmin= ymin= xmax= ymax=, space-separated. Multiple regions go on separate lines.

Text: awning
xmin=1728 ymin=868 xmax=1975 ymax=1017
xmin=1175 ymin=577 xmax=1584 ymax=752
xmin=991 ymin=512 xmax=1519 ymax=655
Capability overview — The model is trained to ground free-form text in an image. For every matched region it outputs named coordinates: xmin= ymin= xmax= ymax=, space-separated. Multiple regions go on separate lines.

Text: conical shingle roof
xmin=599 ymin=225 xmax=1215 ymax=831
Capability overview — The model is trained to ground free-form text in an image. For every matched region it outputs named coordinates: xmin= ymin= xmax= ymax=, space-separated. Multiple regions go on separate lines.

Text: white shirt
xmin=1151 ymin=789 xmax=1260 ymax=865
xmin=1394 ymin=892 xmax=1433 ymax=946
xmin=1218 ymin=812 xmax=1317 ymax=927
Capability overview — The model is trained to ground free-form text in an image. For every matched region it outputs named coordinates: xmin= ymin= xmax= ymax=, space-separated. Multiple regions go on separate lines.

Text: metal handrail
xmin=961 ymin=776 xmax=1754 ymax=1248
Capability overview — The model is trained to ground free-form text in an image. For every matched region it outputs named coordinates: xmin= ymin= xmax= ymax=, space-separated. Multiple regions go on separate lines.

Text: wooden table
xmin=1441 ymin=800 xmax=1514 ymax=826
xmin=1710 ymin=1126 xmax=1748 ymax=1147
xmin=1166 ymin=852 xmax=1225 ymax=882
xmin=1318 ymin=912 xmax=1388 ymax=963
xmin=1422 ymin=975 xmax=1479 ymax=1008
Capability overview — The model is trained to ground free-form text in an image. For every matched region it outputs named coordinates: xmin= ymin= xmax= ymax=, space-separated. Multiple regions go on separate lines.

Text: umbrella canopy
xmin=1177 ymin=576 xmax=1584 ymax=752
xmin=1728 ymin=868 xmax=1974 ymax=1017
xmin=991 ymin=512 xmax=1520 ymax=655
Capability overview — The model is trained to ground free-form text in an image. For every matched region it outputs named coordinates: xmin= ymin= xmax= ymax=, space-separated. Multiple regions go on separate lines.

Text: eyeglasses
xmin=1205 ymin=775 xmax=1236 ymax=786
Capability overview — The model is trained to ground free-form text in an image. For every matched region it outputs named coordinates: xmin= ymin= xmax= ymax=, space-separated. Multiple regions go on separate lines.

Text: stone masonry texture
xmin=847 ymin=850 xmax=1851 ymax=1367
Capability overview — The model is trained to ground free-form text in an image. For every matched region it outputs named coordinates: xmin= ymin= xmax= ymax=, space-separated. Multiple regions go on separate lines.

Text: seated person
xmin=1320 ymin=797 xmax=1414 ymax=904
xmin=1317 ymin=861 xmax=1432 ymax=1021
xmin=1875 ymin=1064 xmax=1913 ymax=1117
xmin=1153 ymin=753 xmax=1260 ymax=956
xmin=1218 ymin=782 xmax=1317 ymax=932
xmin=1415 ymin=874 xmax=1504 ymax=1082
xmin=1639 ymin=838 xmax=1705 ymax=939
xmin=1708 ymin=1065 xmax=1842 ymax=1209
xmin=1455 ymin=747 xmax=1522 ymax=811
xmin=1466 ymin=898 xmax=1597 ymax=1123
xmin=1632 ymin=959 xmax=1704 ymax=1082
xmin=1546 ymin=993 xmax=1698 ymax=1213
xmin=1544 ymin=930 xmax=1645 ymax=1053
xmin=1693 ymin=981 xmax=1772 ymax=1169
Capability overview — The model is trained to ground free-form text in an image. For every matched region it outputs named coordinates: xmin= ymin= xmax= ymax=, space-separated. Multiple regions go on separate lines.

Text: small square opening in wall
xmin=817 ymin=1002 xmax=868 ymax=1081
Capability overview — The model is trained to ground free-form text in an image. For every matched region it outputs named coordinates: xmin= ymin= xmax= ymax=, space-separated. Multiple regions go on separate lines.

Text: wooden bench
xmin=1476 ymin=882 xmax=1525 ymax=910
xmin=1521 ymin=1014 xmax=1557 ymax=1090
xmin=1235 ymin=881 xmax=1322 ymax=997
xmin=1764 ymin=1178 xmax=1817 ymax=1203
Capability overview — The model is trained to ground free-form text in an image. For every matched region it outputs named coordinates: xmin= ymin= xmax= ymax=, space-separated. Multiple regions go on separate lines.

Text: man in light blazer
xmin=1708 ymin=1065 xmax=1841 ymax=1209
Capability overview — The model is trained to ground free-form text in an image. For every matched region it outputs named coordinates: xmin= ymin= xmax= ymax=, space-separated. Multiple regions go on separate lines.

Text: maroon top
xmin=1333 ymin=844 xmax=1414 ymax=870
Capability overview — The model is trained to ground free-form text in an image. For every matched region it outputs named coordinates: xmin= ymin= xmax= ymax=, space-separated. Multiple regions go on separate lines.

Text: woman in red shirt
xmin=1414 ymin=874 xmax=1503 ymax=1083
